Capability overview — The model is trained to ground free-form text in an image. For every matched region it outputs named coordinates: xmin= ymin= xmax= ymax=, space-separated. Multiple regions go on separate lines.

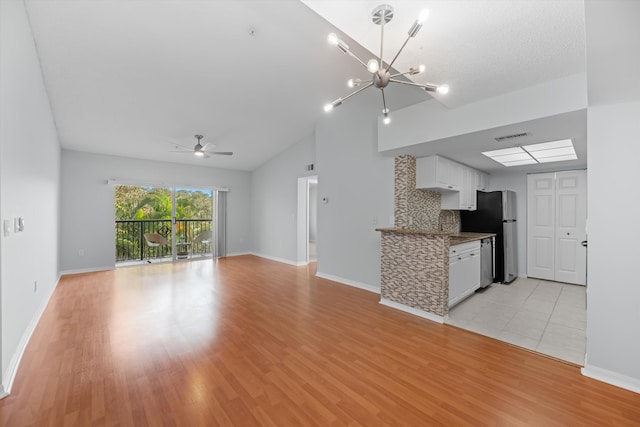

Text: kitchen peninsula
xmin=378 ymin=155 xmax=495 ymax=322
xmin=376 ymin=228 xmax=495 ymax=322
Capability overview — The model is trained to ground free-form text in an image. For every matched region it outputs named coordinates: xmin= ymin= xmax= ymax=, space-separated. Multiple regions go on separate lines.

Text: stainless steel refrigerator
xmin=460 ymin=190 xmax=518 ymax=284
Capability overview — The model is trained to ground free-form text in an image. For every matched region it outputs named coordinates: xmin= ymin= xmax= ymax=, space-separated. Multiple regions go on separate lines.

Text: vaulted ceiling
xmin=25 ymin=0 xmax=587 ymax=171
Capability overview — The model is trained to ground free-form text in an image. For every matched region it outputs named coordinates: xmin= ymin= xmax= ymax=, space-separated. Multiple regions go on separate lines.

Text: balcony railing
xmin=115 ymin=219 xmax=213 ymax=263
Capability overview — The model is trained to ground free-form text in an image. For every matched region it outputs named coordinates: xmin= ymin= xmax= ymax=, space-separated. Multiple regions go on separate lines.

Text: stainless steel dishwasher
xmin=480 ymin=237 xmax=494 ymax=288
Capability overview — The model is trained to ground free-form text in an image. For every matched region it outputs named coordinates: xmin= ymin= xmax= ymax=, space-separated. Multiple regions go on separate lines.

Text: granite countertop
xmin=449 ymin=232 xmax=496 ymax=245
xmin=376 ymin=228 xmax=495 ymax=244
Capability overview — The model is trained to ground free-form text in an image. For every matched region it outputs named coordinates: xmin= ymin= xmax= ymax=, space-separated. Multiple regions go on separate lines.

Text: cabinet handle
xmin=448 ymin=185 xmax=453 ymax=189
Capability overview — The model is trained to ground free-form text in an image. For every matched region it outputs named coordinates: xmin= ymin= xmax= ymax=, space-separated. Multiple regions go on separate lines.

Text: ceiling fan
xmin=169 ymin=134 xmax=233 ymax=158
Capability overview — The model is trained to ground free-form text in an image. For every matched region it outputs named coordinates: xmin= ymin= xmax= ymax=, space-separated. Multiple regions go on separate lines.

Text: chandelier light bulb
xmin=367 ymin=59 xmax=380 ymax=73
xmin=437 ymin=84 xmax=450 ymax=95
xmin=382 ymin=108 xmax=390 ymax=124
xmin=418 ymin=8 xmax=430 ymax=24
xmin=327 ymin=33 xmax=339 ymax=46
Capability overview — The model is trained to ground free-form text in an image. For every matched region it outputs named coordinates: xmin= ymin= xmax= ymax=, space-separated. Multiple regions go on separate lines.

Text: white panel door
xmin=527 ymin=173 xmax=556 ymax=280
xmin=554 ymin=170 xmax=587 ymax=285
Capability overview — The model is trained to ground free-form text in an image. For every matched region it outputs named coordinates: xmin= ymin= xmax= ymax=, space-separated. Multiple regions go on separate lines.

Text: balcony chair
xmin=143 ymin=233 xmax=168 ymax=262
xmin=192 ymin=230 xmax=212 ymax=256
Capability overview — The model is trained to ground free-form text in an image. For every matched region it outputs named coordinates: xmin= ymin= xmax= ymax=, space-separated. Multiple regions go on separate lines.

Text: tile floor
xmin=447 ymin=277 xmax=586 ymax=365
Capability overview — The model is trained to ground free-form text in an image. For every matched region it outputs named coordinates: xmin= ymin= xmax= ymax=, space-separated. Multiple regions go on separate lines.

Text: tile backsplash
xmin=394 ymin=155 xmax=460 ymax=232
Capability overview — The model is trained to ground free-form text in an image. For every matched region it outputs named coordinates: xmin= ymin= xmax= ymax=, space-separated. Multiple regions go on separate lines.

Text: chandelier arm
xmin=379 ymin=10 xmax=385 ymax=69
xmin=385 ymin=33 xmax=413 ymax=73
xmin=381 ymin=88 xmax=388 ymax=113
xmin=390 ymin=70 xmax=416 ymax=78
xmin=341 ymin=82 xmax=375 ymax=103
xmin=389 ymin=78 xmax=432 ymax=89
xmin=345 ymin=50 xmax=370 ymax=70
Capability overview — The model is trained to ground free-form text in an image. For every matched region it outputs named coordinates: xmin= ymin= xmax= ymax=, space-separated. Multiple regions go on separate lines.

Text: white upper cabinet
xmin=416 ymin=156 xmax=461 ymax=191
xmin=476 ymin=171 xmax=489 ymax=191
xmin=417 ymin=155 xmax=487 ymax=211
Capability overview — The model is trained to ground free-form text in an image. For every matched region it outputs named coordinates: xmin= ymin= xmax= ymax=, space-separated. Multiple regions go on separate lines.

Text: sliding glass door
xmin=115 ymin=185 xmax=215 ymax=264
xmin=174 ymin=188 xmax=213 ymax=259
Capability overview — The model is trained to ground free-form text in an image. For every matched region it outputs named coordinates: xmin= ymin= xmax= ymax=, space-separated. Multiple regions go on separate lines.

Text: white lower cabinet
xmin=449 ymin=241 xmax=481 ymax=307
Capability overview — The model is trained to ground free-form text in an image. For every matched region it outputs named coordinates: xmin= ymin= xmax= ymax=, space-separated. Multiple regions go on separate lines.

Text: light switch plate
xmin=3 ymin=219 xmax=11 ymax=237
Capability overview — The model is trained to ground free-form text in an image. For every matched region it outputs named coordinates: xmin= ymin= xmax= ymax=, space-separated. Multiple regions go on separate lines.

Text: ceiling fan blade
xmin=169 ymin=150 xmax=195 ymax=154
xmin=209 ymin=151 xmax=233 ymax=156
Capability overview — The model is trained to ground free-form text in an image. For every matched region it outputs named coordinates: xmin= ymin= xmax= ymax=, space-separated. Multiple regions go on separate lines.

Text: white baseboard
xmin=225 ymin=251 xmax=251 ymax=257
xmin=582 ymin=364 xmax=640 ymax=394
xmin=379 ymin=298 xmax=446 ymax=324
xmin=251 ymin=252 xmax=306 ymax=267
xmin=60 ymin=266 xmax=113 ymax=276
xmin=2 ymin=274 xmax=61 ymax=396
xmin=315 ymin=272 xmax=379 ymax=294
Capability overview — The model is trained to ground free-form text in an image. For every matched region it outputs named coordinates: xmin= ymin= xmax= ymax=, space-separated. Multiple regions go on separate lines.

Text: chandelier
xmin=324 ymin=4 xmax=448 ymax=124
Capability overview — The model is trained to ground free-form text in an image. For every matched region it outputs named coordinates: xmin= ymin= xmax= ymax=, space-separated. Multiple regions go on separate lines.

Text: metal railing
xmin=115 ymin=219 xmax=213 ymax=262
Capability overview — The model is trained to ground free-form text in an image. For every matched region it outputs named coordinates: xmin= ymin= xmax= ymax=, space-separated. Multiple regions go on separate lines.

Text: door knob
xmin=581 ymin=240 xmax=588 ymax=247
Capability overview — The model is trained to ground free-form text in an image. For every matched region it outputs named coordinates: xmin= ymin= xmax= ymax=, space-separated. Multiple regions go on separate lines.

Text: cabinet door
xmin=476 ymin=172 xmax=489 ymax=191
xmin=448 ymin=255 xmax=464 ymax=304
xmin=447 ymin=160 xmax=462 ymax=190
xmin=436 ymin=157 xmax=451 ymax=188
xmin=465 ymin=168 xmax=477 ymax=210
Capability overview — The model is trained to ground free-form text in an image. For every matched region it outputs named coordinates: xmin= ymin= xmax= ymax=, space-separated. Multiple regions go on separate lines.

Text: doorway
xmin=114 ymin=185 xmax=215 ymax=265
xmin=297 ymin=175 xmax=318 ymax=265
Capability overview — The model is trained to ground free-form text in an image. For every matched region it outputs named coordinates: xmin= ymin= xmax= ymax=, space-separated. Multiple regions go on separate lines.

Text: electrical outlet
xmin=3 ymin=219 xmax=11 ymax=237
xmin=372 ymin=216 xmax=378 ymax=225
xmin=78 ymin=249 xmax=85 ymax=257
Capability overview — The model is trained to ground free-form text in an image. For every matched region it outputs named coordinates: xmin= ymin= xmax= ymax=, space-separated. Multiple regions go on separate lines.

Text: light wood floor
xmin=1 ymin=255 xmax=639 ymax=426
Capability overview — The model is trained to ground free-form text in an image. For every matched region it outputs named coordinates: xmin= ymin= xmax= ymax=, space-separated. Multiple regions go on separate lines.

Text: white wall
xmin=60 ymin=150 xmax=251 ymax=272
xmin=582 ymin=0 xmax=640 ymax=391
xmin=378 ymin=73 xmax=587 ymax=153
xmin=585 ymin=102 xmax=640 ymax=388
xmin=487 ymin=171 xmax=528 ymax=277
xmin=315 ymin=90 xmax=396 ymax=290
xmin=251 ymin=134 xmax=315 ymax=264
xmin=0 ymin=0 xmax=61 ymax=393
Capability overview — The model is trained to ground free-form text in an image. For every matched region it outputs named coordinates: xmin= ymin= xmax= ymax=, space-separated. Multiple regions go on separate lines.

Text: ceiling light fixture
xmin=324 ymin=4 xmax=448 ymax=124
xmin=483 ymin=139 xmax=577 ymax=167
xmin=193 ymin=134 xmax=206 ymax=156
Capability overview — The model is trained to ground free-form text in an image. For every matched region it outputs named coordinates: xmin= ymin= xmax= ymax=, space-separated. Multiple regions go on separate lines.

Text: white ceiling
xmin=25 ymin=0 xmax=587 ymax=172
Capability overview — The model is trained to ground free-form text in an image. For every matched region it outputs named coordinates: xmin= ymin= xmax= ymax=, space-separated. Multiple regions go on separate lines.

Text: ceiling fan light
xmin=419 ymin=64 xmax=426 ymax=73
xmin=367 ymin=59 xmax=379 ymax=73
xmin=194 ymin=150 xmax=205 ymax=157
xmin=437 ymin=84 xmax=450 ymax=95
xmin=327 ymin=33 xmax=338 ymax=46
